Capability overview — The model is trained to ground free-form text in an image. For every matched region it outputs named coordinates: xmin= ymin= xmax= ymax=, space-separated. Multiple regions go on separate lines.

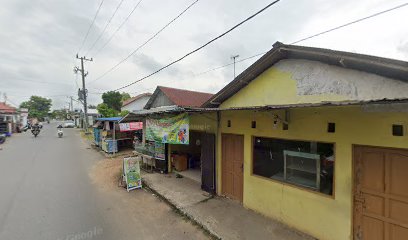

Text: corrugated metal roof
xmin=119 ymin=105 xmax=218 ymax=123
xmin=120 ymin=98 xmax=408 ymax=122
xmin=203 ymin=41 xmax=408 ymax=108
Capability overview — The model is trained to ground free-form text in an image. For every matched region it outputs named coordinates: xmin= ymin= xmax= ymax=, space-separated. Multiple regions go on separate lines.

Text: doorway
xmin=201 ymin=133 xmax=216 ymax=194
xmin=222 ymin=134 xmax=244 ymax=202
xmin=353 ymin=146 xmax=408 ymax=240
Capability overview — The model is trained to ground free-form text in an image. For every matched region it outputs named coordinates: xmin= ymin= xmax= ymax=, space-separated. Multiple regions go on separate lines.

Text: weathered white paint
xmin=122 ymin=95 xmax=151 ymax=112
xmin=275 ymin=59 xmax=408 ymax=100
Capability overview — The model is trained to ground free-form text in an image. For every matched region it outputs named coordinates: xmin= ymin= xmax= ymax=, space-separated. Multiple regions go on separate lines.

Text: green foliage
xmin=19 ymin=96 xmax=52 ymax=120
xmin=97 ymin=103 xmax=118 ymax=117
xmin=101 ymin=91 xmax=122 ymax=111
xmin=50 ymin=109 xmax=67 ymax=120
xmin=121 ymin=92 xmax=131 ymax=102
xmin=88 ymin=104 xmax=97 ymax=109
xmin=119 ymin=110 xmax=129 ymax=117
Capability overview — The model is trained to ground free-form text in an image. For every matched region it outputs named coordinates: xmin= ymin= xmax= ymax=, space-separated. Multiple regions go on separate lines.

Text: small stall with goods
xmin=93 ymin=117 xmax=143 ymax=154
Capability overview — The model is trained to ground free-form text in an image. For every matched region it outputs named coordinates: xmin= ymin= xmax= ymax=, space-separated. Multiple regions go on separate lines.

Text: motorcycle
xmin=57 ymin=125 xmax=63 ymax=138
xmin=0 ymin=134 xmax=6 ymax=144
xmin=31 ymin=124 xmax=41 ymax=138
xmin=23 ymin=123 xmax=31 ymax=132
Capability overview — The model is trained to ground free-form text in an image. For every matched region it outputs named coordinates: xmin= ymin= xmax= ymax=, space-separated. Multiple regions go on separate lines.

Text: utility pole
xmin=75 ymin=55 xmax=93 ymax=132
xmin=67 ymin=96 xmax=74 ymax=112
xmin=231 ymin=55 xmax=239 ymax=79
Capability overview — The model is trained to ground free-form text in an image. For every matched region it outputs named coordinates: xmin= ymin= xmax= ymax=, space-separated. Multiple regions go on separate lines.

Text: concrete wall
xmin=220 ymin=59 xmax=408 ymax=109
xmin=216 ymin=60 xmax=408 ymax=239
xmin=122 ymin=96 xmax=151 ymax=112
xmin=216 ymin=107 xmax=408 ymax=240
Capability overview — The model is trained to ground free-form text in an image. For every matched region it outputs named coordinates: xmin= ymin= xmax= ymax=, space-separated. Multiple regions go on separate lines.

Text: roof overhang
xmin=119 ymin=105 xmax=218 ymax=123
xmin=120 ymin=98 xmax=408 ymax=123
xmin=203 ymin=41 xmax=408 ymax=108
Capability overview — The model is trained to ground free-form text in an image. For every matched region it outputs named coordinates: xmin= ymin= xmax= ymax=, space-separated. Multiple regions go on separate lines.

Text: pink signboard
xmin=119 ymin=122 xmax=143 ymax=132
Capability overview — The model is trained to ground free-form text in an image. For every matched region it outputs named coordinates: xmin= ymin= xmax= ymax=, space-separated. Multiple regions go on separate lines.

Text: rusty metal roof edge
xmin=120 ymin=105 xmax=219 ymax=121
xmin=122 ymin=99 xmax=408 ymax=122
xmin=216 ymin=98 xmax=408 ymax=111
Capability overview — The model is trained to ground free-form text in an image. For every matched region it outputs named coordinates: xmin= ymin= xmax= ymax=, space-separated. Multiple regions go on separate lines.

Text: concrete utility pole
xmin=75 ymin=55 xmax=93 ymax=131
xmin=231 ymin=55 xmax=239 ymax=79
xmin=68 ymin=96 xmax=74 ymax=112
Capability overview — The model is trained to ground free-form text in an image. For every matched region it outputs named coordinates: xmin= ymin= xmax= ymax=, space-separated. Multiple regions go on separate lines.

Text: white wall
xmin=122 ymin=96 xmax=151 ymax=112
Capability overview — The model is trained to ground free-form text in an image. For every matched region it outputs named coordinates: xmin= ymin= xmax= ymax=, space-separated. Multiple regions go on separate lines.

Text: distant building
xmin=0 ymin=102 xmax=17 ymax=135
xmin=121 ymin=93 xmax=152 ymax=112
xmin=144 ymin=86 xmax=213 ymax=109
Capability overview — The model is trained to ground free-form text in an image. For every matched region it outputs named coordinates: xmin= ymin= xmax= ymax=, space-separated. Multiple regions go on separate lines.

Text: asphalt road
xmin=0 ymin=123 xmax=208 ymax=240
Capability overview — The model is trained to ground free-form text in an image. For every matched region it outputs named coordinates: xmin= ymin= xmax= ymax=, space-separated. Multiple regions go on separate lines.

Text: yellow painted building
xmin=205 ymin=42 xmax=408 ymax=240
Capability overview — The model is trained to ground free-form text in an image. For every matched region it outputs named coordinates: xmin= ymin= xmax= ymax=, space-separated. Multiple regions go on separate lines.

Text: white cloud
xmin=0 ymin=0 xmax=407 ymax=109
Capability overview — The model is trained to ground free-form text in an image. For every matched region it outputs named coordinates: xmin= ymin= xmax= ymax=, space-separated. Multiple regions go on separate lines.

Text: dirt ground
xmin=89 ymin=156 xmax=211 ymax=240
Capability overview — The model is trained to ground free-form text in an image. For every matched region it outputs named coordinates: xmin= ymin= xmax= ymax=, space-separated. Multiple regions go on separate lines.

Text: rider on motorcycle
xmin=31 ymin=122 xmax=41 ymax=137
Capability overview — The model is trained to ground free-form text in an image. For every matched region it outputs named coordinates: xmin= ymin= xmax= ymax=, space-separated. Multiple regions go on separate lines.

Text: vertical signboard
xmin=123 ymin=157 xmax=142 ymax=192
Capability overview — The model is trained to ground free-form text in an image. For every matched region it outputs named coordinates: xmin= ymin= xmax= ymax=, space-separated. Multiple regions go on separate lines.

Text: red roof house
xmin=144 ymin=86 xmax=213 ymax=109
xmin=0 ymin=102 xmax=17 ymax=114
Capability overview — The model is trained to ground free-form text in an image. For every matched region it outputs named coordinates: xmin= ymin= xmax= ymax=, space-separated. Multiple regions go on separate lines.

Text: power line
xmin=194 ymin=52 xmax=265 ymax=77
xmin=193 ymin=2 xmax=408 ymax=77
xmin=291 ymin=2 xmax=408 ymax=45
xmin=112 ymin=0 xmax=281 ymax=91
xmin=89 ymin=0 xmax=200 ymax=84
xmin=85 ymin=0 xmax=126 ymax=55
xmin=93 ymin=0 xmax=143 ymax=57
xmin=77 ymin=0 xmax=105 ymax=54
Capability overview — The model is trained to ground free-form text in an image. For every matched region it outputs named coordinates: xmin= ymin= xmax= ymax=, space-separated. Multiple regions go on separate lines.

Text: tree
xmin=50 ymin=109 xmax=68 ymax=120
xmin=88 ymin=104 xmax=97 ymax=109
xmin=20 ymin=96 xmax=52 ymax=120
xmin=97 ymin=103 xmax=118 ymax=117
xmin=119 ymin=110 xmax=129 ymax=117
xmin=121 ymin=92 xmax=131 ymax=102
xmin=101 ymin=91 xmax=122 ymax=111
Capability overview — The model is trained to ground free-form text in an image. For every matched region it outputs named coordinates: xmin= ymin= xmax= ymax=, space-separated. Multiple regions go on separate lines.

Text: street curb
xmin=142 ymin=179 xmax=221 ymax=240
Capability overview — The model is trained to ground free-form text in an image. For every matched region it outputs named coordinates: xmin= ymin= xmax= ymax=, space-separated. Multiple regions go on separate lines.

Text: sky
xmin=0 ymin=0 xmax=407 ymax=110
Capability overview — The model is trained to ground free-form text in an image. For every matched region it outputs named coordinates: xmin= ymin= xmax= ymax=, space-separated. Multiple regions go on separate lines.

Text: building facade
xmin=205 ymin=42 xmax=408 ymax=240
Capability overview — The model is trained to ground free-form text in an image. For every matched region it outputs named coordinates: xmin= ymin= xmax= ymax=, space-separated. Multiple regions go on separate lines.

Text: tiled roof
xmin=0 ymin=102 xmax=17 ymax=114
xmin=158 ymin=86 xmax=213 ymax=107
xmin=122 ymin=93 xmax=152 ymax=107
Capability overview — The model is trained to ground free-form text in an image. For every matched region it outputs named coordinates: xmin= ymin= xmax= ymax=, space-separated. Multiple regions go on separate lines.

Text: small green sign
xmin=123 ymin=157 xmax=142 ymax=192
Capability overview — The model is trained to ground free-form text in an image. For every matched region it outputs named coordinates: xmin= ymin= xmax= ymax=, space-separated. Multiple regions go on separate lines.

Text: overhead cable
xmin=89 ymin=0 xmax=200 ymax=84
xmin=194 ymin=2 xmax=408 ymax=77
xmin=93 ymin=0 xmax=143 ymax=57
xmin=77 ymin=0 xmax=105 ymax=54
xmin=85 ymin=0 xmax=126 ymax=55
xmin=112 ymin=0 xmax=281 ymax=91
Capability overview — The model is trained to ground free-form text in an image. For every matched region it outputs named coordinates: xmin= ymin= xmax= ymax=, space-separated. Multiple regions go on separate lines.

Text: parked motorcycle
xmin=23 ymin=123 xmax=31 ymax=132
xmin=57 ymin=125 xmax=63 ymax=138
xmin=0 ymin=134 xmax=6 ymax=144
xmin=31 ymin=124 xmax=41 ymax=138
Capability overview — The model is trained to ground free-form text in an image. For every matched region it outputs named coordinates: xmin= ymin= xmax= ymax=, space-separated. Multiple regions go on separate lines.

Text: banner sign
xmin=119 ymin=122 xmax=143 ymax=132
xmin=123 ymin=157 xmax=142 ymax=192
xmin=146 ymin=113 xmax=189 ymax=144
xmin=154 ymin=142 xmax=165 ymax=160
